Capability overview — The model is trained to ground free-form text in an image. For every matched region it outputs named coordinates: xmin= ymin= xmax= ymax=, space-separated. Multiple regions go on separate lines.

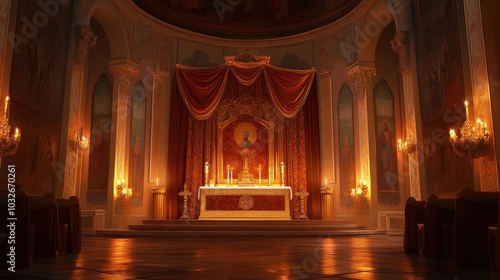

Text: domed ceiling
xmin=133 ymin=0 xmax=361 ymax=39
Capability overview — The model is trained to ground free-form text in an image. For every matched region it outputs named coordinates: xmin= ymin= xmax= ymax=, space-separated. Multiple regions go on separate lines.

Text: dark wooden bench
xmin=0 ymin=187 xmax=31 ymax=269
xmin=454 ymin=188 xmax=499 ymax=270
xmin=28 ymin=193 xmax=60 ymax=258
xmin=404 ymin=197 xmax=425 ymax=254
xmin=423 ymin=195 xmax=455 ymax=259
xmin=56 ymin=196 xmax=81 ymax=254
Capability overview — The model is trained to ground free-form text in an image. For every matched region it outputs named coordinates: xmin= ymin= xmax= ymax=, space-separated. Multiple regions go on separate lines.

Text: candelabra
xmin=397 ymin=131 xmax=416 ymax=154
xmin=68 ymin=127 xmax=89 ymax=151
xmin=204 ymin=161 xmax=209 ymax=187
xmin=449 ymin=100 xmax=490 ymax=158
xmin=0 ymin=96 xmax=21 ymax=157
xmin=280 ymin=161 xmax=285 ymax=186
xmin=117 ymin=180 xmax=132 ymax=199
xmin=351 ymin=180 xmax=367 ymax=198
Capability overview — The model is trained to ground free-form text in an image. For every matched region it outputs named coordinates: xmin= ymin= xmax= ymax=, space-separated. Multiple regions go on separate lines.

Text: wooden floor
xmin=1 ymin=234 xmax=492 ymax=279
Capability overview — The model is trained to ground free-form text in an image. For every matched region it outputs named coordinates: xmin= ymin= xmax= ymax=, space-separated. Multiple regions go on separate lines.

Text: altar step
xmin=96 ymin=220 xmax=378 ymax=237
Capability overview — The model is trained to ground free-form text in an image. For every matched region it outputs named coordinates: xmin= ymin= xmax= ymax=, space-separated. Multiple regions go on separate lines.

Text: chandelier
xmin=449 ymin=100 xmax=490 ymax=158
xmin=0 ymin=96 xmax=21 ymax=157
xmin=68 ymin=127 xmax=89 ymax=151
xmin=397 ymin=131 xmax=416 ymax=154
xmin=117 ymin=179 xmax=132 ymax=198
xmin=351 ymin=179 xmax=367 ymax=198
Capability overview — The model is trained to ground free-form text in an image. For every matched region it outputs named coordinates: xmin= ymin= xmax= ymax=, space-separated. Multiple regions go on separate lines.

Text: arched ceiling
xmin=133 ymin=0 xmax=361 ymax=39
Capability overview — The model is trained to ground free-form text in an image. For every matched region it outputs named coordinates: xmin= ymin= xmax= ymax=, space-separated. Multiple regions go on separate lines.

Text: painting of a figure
xmin=412 ymin=0 xmax=473 ymax=196
xmin=0 ymin=0 xmax=73 ymax=194
xmin=374 ymin=80 xmax=399 ymax=205
xmin=88 ymin=75 xmax=112 ymax=194
xmin=338 ymin=84 xmax=355 ymax=207
xmin=129 ymin=82 xmax=147 ymax=207
xmin=223 ymin=116 xmax=268 ymax=183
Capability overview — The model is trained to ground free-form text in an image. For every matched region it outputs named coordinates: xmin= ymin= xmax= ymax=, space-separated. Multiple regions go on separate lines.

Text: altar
xmin=198 ymin=186 xmax=292 ymax=220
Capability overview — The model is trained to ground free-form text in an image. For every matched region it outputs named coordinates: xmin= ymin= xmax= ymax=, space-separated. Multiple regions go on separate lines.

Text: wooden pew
xmin=0 ymin=187 xmax=31 ymax=269
xmin=423 ymin=195 xmax=455 ymax=259
xmin=28 ymin=193 xmax=60 ymax=258
xmin=454 ymin=188 xmax=499 ymax=270
xmin=404 ymin=197 xmax=425 ymax=254
xmin=488 ymin=196 xmax=500 ymax=277
xmin=56 ymin=196 xmax=81 ymax=254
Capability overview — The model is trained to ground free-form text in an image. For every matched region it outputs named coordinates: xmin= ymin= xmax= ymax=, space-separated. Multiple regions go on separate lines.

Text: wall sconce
xmin=351 ymin=180 xmax=367 ymax=198
xmin=0 ymin=96 xmax=21 ymax=157
xmin=117 ymin=179 xmax=132 ymax=198
xmin=68 ymin=127 xmax=89 ymax=151
xmin=397 ymin=131 xmax=416 ymax=154
xmin=449 ymin=100 xmax=490 ymax=158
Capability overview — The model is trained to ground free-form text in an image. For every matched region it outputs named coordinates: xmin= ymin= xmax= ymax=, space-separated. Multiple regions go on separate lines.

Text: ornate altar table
xmin=198 ymin=186 xmax=292 ymax=220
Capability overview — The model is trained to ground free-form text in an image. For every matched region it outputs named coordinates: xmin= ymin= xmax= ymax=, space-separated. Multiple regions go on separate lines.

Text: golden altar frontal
xmin=198 ymin=186 xmax=292 ymax=220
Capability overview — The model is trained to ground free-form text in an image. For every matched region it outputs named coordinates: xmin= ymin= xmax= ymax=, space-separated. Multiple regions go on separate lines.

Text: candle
xmin=227 ymin=165 xmax=230 ymax=182
xmin=477 ymin=119 xmax=482 ymax=131
xmin=4 ymin=96 xmax=8 ymax=118
xmin=324 ymin=178 xmax=328 ymax=187
xmin=464 ymin=100 xmax=469 ymax=117
xmin=156 ymin=177 xmax=158 ymax=187
xmin=14 ymin=128 xmax=19 ymax=140
xmin=280 ymin=162 xmax=285 ymax=172
xmin=205 ymin=162 xmax=209 ymax=172
xmin=449 ymin=129 xmax=456 ymax=139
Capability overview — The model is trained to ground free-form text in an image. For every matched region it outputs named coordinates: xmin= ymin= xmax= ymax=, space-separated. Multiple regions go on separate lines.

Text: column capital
xmin=74 ymin=25 xmax=97 ymax=69
xmin=391 ymin=31 xmax=410 ymax=74
xmin=347 ymin=62 xmax=376 ymax=98
xmin=109 ymin=59 xmax=139 ymax=78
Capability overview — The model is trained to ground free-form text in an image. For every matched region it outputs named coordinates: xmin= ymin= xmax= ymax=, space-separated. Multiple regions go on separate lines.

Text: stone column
xmin=108 ymin=59 xmax=139 ymax=225
xmin=152 ymin=187 xmax=166 ymax=219
xmin=347 ymin=63 xmax=376 ymax=200
xmin=62 ymin=25 xmax=97 ymax=198
xmin=149 ymin=67 xmax=168 ymax=184
xmin=321 ymin=187 xmax=334 ymax=220
xmin=462 ymin=0 xmax=499 ymax=191
xmin=391 ymin=30 xmax=425 ymax=200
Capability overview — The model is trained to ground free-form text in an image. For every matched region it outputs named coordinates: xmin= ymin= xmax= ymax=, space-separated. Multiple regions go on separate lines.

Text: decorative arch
xmin=356 ymin=2 xmax=397 ymax=63
xmin=338 ymin=84 xmax=355 ymax=208
xmin=86 ymin=2 xmax=128 ymax=58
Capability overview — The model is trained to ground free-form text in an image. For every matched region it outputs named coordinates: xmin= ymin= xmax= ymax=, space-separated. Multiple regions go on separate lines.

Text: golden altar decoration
xmin=197 ymin=186 xmax=292 ymax=220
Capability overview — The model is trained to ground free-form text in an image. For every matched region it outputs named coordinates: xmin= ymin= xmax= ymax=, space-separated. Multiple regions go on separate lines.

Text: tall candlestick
xmin=280 ymin=162 xmax=285 ymax=186
xmin=464 ymin=100 xmax=469 ymax=118
xmin=4 ymin=96 xmax=8 ymax=119
xmin=268 ymin=168 xmax=272 ymax=185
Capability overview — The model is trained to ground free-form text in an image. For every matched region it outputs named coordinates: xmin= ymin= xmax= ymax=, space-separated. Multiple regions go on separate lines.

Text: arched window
xmin=338 ymin=84 xmax=355 ymax=208
xmin=374 ymin=80 xmax=399 ymax=205
xmin=129 ymin=81 xmax=147 ymax=207
xmin=88 ymin=74 xmax=112 ymax=194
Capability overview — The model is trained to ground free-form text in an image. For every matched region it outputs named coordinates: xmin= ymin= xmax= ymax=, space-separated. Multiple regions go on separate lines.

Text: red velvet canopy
xmin=167 ymin=60 xmax=321 ymax=219
xmin=175 ymin=61 xmax=315 ymax=119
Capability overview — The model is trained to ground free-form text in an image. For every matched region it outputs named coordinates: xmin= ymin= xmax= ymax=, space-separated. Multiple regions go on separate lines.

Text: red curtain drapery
xmin=167 ymin=62 xmax=321 ymax=219
xmin=175 ymin=62 xmax=315 ymax=120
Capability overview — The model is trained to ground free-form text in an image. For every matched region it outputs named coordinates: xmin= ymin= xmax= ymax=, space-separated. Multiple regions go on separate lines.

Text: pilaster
xmin=462 ymin=0 xmax=499 ymax=191
xmin=347 ymin=62 xmax=376 ymax=205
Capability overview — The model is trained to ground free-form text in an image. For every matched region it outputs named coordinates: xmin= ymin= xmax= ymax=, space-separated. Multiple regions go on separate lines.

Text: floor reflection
xmin=0 ymin=235 xmax=492 ymax=279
